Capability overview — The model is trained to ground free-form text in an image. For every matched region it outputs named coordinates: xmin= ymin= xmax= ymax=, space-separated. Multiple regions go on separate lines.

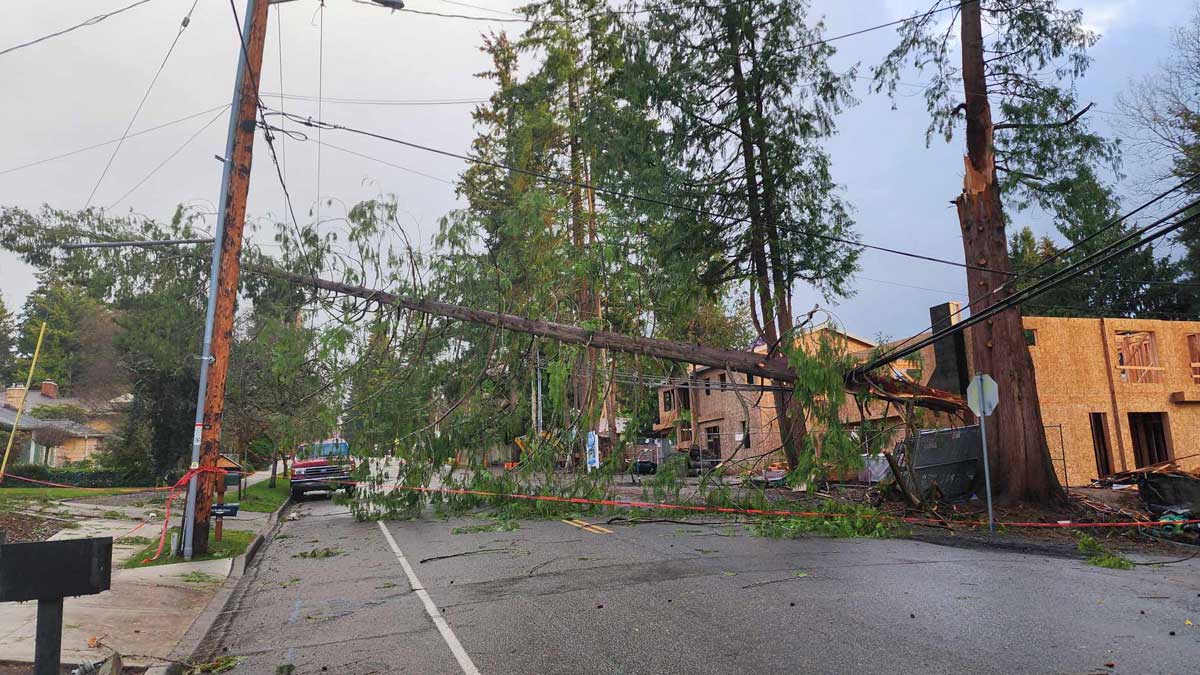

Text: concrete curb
xmin=144 ymin=494 xmax=291 ymax=675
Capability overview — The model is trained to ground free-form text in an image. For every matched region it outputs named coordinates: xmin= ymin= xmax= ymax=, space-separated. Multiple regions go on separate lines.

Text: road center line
xmin=377 ymin=520 xmax=481 ymax=675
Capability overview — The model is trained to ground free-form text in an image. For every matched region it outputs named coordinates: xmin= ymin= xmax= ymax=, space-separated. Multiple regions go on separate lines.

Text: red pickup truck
xmin=290 ymin=439 xmax=354 ymax=500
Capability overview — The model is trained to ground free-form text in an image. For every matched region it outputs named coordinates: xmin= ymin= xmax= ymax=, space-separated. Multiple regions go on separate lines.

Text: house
xmin=652 ymin=302 xmax=1200 ymax=486
xmin=652 ymin=320 xmax=942 ymax=471
xmin=2 ymin=380 xmax=115 ymax=465
xmin=1021 ymin=316 xmax=1200 ymax=484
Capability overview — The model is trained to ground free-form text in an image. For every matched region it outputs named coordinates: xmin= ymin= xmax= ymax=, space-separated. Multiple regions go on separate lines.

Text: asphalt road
xmin=203 ymin=497 xmax=1200 ymax=675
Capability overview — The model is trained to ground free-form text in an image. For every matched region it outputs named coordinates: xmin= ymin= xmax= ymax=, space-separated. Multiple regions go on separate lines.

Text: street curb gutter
xmin=145 ymin=495 xmax=291 ymax=675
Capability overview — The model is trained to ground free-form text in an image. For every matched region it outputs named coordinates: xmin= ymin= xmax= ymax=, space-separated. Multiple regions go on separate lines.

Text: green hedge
xmin=2 ymin=463 xmax=158 ymax=488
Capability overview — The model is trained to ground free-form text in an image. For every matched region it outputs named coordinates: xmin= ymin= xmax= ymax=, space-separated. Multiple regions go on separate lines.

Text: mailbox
xmin=0 ymin=537 xmax=113 ymax=675
xmin=0 ymin=537 xmax=112 ymax=602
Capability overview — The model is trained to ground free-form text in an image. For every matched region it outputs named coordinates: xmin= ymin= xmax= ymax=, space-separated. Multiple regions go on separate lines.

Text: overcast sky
xmin=0 ymin=0 xmax=1190 ymax=343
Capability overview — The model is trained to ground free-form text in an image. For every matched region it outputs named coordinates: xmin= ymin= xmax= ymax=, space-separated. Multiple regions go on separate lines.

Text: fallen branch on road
xmin=419 ymin=547 xmax=530 ymax=564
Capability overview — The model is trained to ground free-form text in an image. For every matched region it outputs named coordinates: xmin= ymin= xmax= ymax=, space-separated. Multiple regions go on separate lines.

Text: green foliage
xmin=750 ymin=502 xmax=903 ymax=539
xmin=15 ymin=278 xmax=108 ymax=391
xmin=188 ymin=656 xmax=243 ymax=674
xmin=0 ymin=206 xmax=339 ymax=477
xmin=873 ymin=1 xmax=1118 ymax=217
xmin=29 ymin=403 xmax=89 ymax=424
xmin=2 ymin=462 xmax=155 ymax=487
xmin=293 ymin=547 xmax=343 ymax=559
xmin=0 ymin=292 xmax=15 ymax=384
xmin=121 ymin=528 xmax=254 ymax=569
xmin=451 ymin=520 xmax=519 ymax=534
xmin=1118 ymin=5 xmax=1200 ymax=313
xmin=1087 ymin=552 xmax=1135 ymax=571
xmin=1076 ymin=532 xmax=1134 ymax=570
xmin=238 ymin=478 xmax=290 ymax=513
xmin=786 ymin=327 xmax=890 ymax=486
xmin=1006 ymin=169 xmax=1189 ymax=320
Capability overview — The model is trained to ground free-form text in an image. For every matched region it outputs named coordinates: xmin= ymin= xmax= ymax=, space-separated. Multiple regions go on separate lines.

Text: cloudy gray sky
xmin=0 ymin=0 xmax=1189 ymax=342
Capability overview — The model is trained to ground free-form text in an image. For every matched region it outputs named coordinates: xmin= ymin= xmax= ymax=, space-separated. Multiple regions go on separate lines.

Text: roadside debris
xmin=70 ymin=651 xmax=122 ymax=675
xmin=293 ymin=547 xmax=343 ymax=559
xmin=418 ymin=547 xmax=530 ymax=564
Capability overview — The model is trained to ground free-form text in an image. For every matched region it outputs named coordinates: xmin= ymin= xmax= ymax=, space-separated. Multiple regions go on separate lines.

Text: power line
xmin=266 ymin=109 xmax=1016 ymax=275
xmin=309 ymin=137 xmax=456 ymax=185
xmin=0 ymin=104 xmax=229 ymax=177
xmin=434 ymin=0 xmax=523 ymax=18
xmin=276 ymin=5 xmax=288 ymax=210
xmin=872 ymin=172 xmax=1200 ymax=361
xmin=317 ymin=0 xmax=326 ymax=230
xmin=0 ymin=0 xmax=158 ymax=57
xmin=259 ymin=92 xmax=487 ymax=106
xmin=856 ymin=199 xmax=1200 ymax=374
xmin=84 ymin=0 xmax=202 ymax=208
xmin=788 ymin=0 xmax=968 ymax=53
xmin=108 ymin=105 xmax=228 ymax=209
xmin=228 ymin=0 xmax=313 ymax=278
xmin=856 ymin=276 xmax=964 ymax=296
xmin=399 ymin=7 xmax=531 ymax=22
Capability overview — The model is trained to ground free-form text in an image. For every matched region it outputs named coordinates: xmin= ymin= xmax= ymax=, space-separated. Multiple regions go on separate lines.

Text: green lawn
xmin=0 ymin=486 xmax=146 ymax=511
xmin=236 ymin=478 xmax=290 ymax=513
xmin=121 ymin=527 xmax=255 ymax=569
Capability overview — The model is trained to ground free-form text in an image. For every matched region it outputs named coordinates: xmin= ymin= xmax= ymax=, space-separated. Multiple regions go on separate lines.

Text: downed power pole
xmin=266 ymin=269 xmax=967 ymax=414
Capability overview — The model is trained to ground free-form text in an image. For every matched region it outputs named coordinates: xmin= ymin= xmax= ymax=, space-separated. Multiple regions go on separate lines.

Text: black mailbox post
xmin=0 ymin=537 xmax=112 ymax=675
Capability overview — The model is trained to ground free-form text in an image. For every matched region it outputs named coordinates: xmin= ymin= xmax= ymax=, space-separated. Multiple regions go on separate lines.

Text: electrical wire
xmin=316 ymin=0 xmax=326 ymax=229
xmin=227 ymin=0 xmax=327 ymax=301
xmin=0 ymin=0 xmax=158 ymax=57
xmin=869 ymin=173 xmax=1200 ymax=363
xmin=305 ymin=137 xmax=456 ymax=185
xmin=264 ymin=109 xmax=1014 ymax=276
xmin=0 ymin=104 xmax=229 ymax=177
xmin=276 ymin=4 xmax=288 ymax=212
xmin=259 ymin=92 xmax=487 ymax=106
xmin=84 ymin=0 xmax=202 ymax=208
xmin=856 ymin=200 xmax=1200 ymax=374
xmin=108 ymin=105 xmax=228 ymax=209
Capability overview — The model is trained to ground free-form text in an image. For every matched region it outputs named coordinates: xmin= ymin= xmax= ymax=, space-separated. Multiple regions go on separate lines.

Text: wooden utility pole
xmin=191 ymin=0 xmax=271 ymax=555
xmin=956 ymin=0 xmax=1063 ymax=503
xmin=263 ymin=268 xmax=968 ymax=414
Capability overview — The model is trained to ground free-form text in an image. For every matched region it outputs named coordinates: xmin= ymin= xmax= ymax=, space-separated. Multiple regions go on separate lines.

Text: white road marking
xmin=377 ymin=520 xmax=481 ymax=675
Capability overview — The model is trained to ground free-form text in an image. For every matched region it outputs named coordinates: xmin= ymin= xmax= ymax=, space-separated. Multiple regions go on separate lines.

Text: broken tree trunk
xmin=957 ymin=0 xmax=1064 ymax=504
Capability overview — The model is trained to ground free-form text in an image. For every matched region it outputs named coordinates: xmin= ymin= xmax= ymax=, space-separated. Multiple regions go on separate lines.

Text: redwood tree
xmin=874 ymin=0 xmax=1118 ymax=503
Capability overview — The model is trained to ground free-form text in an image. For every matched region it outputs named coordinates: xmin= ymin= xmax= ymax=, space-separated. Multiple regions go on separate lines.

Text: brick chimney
xmin=927 ymin=302 xmax=970 ymax=396
xmin=40 ymin=380 xmax=59 ymax=399
xmin=4 ymin=384 xmax=26 ymax=410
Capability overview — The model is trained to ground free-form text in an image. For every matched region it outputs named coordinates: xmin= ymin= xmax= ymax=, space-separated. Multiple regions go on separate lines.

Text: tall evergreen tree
xmin=626 ymin=0 xmax=860 ymax=470
xmin=873 ymin=0 xmax=1120 ymax=503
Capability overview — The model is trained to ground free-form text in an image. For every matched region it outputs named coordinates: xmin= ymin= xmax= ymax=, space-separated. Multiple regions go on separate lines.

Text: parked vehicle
xmin=291 ymin=439 xmax=354 ymax=500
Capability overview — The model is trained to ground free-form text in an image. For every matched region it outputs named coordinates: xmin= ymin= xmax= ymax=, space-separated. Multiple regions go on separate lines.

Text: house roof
xmin=0 ymin=408 xmax=106 ymax=437
xmin=0 ymin=407 xmax=48 ymax=431
xmin=39 ymin=419 xmax=108 ymax=437
xmin=4 ymin=387 xmax=130 ymax=415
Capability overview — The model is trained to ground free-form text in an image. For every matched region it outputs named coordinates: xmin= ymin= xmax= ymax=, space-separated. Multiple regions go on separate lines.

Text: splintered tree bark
xmin=957 ymin=0 xmax=1063 ymax=503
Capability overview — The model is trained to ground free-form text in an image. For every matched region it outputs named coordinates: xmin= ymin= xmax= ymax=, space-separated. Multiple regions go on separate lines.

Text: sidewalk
xmin=0 ymin=476 xmax=279 ymax=670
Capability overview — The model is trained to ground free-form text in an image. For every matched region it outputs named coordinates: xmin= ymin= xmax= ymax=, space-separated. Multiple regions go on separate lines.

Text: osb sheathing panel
xmin=1024 ymin=316 xmax=1200 ymax=485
